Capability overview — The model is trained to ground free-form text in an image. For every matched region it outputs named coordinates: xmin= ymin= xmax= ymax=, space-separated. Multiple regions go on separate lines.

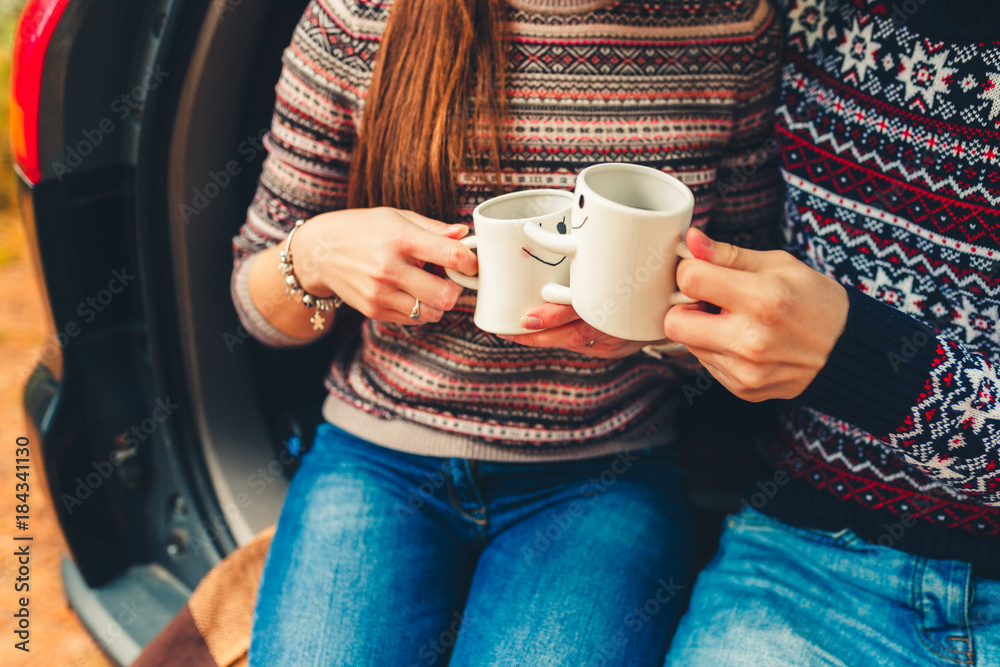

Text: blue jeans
xmin=666 ymin=507 xmax=1000 ymax=666
xmin=250 ymin=423 xmax=694 ymax=666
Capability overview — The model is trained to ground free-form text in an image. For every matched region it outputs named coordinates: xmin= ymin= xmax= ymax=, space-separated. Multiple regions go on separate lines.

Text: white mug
xmin=445 ymin=189 xmax=574 ymax=335
xmin=523 ymin=163 xmax=696 ymax=341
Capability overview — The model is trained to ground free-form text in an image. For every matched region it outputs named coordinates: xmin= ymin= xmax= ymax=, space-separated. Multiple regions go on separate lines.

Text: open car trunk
xmin=21 ymin=0 xmax=326 ymax=662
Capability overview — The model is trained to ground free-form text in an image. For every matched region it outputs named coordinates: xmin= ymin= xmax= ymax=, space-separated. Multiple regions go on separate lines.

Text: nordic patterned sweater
xmin=761 ymin=0 xmax=1000 ymax=577
xmin=231 ymin=0 xmax=782 ymax=462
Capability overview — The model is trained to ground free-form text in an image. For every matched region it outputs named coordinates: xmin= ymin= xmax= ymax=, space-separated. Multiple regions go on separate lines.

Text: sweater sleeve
xmin=799 ymin=287 xmax=1000 ymax=506
xmin=231 ymin=4 xmax=363 ymax=347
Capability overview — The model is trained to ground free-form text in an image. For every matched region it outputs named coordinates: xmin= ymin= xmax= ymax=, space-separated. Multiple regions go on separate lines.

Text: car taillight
xmin=9 ymin=0 xmax=72 ymax=185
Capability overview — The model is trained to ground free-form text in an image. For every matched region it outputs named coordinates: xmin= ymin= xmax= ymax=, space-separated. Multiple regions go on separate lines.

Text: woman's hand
xmin=292 ymin=207 xmax=479 ymax=325
xmin=498 ymin=303 xmax=652 ymax=358
xmin=663 ymin=227 xmax=849 ymax=401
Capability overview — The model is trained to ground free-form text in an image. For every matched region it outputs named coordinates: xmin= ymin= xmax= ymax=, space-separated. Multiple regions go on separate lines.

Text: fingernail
xmin=521 ymin=315 xmax=541 ymax=329
xmin=694 ymin=228 xmax=712 ymax=251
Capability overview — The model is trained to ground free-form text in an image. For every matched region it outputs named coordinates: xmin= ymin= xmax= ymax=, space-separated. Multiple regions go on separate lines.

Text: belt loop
xmin=958 ymin=560 xmax=974 ymax=631
xmin=914 ymin=557 xmax=975 ymax=664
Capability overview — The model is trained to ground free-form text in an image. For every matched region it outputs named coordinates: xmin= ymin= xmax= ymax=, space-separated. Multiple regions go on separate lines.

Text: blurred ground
xmin=0 ymin=215 xmax=114 ymax=667
xmin=0 ymin=1 xmax=114 ymax=664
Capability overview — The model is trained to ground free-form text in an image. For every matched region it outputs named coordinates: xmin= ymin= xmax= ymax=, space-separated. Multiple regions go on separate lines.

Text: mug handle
xmin=537 ymin=239 xmax=699 ymax=307
xmin=670 ymin=291 xmax=699 ymax=305
xmin=524 ymin=221 xmax=576 ymax=305
xmin=443 ymin=237 xmax=480 ymax=290
xmin=670 ymin=241 xmax=698 ymax=305
xmin=542 ymin=283 xmax=689 ymax=308
xmin=522 ymin=221 xmax=578 ymax=257
xmin=540 ymin=282 xmax=573 ymax=305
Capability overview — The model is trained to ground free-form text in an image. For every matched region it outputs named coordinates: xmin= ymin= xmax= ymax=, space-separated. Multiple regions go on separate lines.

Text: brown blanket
xmin=133 ymin=526 xmax=275 ymax=667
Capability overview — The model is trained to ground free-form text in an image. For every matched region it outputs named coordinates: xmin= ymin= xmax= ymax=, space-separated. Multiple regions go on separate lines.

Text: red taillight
xmin=10 ymin=0 xmax=72 ymax=185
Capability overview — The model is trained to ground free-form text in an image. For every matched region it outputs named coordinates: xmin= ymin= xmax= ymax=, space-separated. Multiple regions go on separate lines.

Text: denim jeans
xmin=249 ymin=423 xmax=694 ymax=666
xmin=665 ymin=506 xmax=1000 ymax=666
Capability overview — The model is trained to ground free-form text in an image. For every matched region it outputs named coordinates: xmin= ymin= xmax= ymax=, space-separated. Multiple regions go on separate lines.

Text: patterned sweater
xmin=761 ymin=0 xmax=1000 ymax=576
xmin=232 ymin=0 xmax=782 ymax=461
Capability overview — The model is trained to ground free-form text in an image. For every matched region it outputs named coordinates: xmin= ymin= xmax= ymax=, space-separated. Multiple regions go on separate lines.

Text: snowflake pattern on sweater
xmin=766 ymin=0 xmax=1000 ymax=553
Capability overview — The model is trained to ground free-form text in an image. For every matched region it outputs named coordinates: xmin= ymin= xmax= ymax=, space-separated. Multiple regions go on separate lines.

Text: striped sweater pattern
xmin=232 ymin=0 xmax=782 ymax=461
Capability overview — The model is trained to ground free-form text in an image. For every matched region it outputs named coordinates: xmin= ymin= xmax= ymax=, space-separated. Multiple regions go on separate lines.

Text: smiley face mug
xmin=445 ymin=189 xmax=573 ymax=335
xmin=522 ymin=163 xmax=696 ymax=341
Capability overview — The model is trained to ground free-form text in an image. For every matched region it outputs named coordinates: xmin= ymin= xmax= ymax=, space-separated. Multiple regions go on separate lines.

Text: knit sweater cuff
xmin=231 ymin=255 xmax=315 ymax=348
xmin=796 ymin=286 xmax=938 ymax=437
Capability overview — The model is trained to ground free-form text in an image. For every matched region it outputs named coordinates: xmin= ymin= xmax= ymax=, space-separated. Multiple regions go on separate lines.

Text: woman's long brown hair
xmin=347 ymin=0 xmax=508 ymax=221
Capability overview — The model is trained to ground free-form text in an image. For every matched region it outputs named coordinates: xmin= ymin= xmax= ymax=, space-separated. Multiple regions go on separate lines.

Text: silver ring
xmin=409 ymin=298 xmax=421 ymax=320
xmin=587 ymin=339 xmax=596 ymax=348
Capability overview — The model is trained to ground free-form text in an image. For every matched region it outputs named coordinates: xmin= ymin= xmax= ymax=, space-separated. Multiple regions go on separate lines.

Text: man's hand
xmin=663 ymin=227 xmax=849 ymax=401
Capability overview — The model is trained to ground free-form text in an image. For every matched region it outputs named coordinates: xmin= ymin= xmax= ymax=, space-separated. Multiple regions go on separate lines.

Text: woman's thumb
xmin=684 ymin=227 xmax=759 ymax=271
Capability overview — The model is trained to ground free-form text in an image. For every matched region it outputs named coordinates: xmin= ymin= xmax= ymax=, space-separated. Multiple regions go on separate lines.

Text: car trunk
xmin=19 ymin=0 xmax=319 ymax=662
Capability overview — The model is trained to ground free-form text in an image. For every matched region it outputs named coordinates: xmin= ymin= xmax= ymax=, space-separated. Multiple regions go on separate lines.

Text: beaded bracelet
xmin=279 ymin=219 xmax=342 ymax=331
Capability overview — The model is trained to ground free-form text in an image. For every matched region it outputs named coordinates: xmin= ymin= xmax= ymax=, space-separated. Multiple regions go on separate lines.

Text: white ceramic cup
xmin=445 ymin=189 xmax=574 ymax=335
xmin=523 ymin=163 xmax=696 ymax=341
